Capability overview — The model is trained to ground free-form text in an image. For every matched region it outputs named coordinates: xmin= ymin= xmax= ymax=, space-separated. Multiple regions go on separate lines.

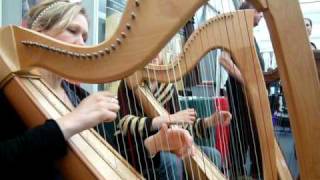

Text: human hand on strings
xmin=56 ymin=91 xmax=119 ymax=139
xmin=144 ymin=124 xmax=194 ymax=158
xmin=204 ymin=111 xmax=232 ymax=128
xmin=151 ymin=109 xmax=197 ymax=130
xmin=170 ymin=109 xmax=197 ymax=125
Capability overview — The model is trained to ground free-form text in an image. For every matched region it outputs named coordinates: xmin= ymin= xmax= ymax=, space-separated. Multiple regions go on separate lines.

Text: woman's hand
xmin=144 ymin=124 xmax=194 ymax=158
xmin=170 ymin=109 xmax=197 ymax=125
xmin=204 ymin=111 xmax=232 ymax=128
xmin=152 ymin=109 xmax=196 ymax=130
xmin=56 ymin=91 xmax=120 ymax=139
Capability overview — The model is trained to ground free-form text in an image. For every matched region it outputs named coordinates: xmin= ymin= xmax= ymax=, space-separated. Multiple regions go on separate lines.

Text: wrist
xmin=56 ymin=113 xmax=79 ymax=140
xmin=203 ymin=117 xmax=210 ymax=128
xmin=204 ymin=115 xmax=217 ymax=128
xmin=151 ymin=116 xmax=168 ymax=130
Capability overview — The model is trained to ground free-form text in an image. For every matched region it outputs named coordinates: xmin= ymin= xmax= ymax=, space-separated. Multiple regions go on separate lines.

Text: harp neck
xmin=0 ymin=0 xmax=207 ymax=85
xmin=127 ymin=10 xmax=255 ymax=88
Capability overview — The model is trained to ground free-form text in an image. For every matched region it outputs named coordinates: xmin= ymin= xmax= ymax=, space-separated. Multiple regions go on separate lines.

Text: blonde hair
xmin=27 ymin=0 xmax=87 ymax=34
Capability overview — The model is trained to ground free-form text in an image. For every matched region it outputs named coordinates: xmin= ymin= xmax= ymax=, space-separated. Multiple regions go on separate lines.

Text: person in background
xmin=304 ymin=18 xmax=317 ymax=50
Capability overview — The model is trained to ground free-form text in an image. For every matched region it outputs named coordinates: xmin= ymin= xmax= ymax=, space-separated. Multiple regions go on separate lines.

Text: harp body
xmin=0 ymin=0 xmax=318 ymax=179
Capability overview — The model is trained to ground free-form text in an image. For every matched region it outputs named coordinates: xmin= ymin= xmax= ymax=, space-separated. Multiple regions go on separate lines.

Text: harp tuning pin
xmin=78 ymin=53 xmax=84 ymax=59
xmin=74 ymin=53 xmax=80 ymax=58
xmin=98 ymin=50 xmax=105 ymax=57
xmin=67 ymin=51 xmax=74 ymax=57
xmin=104 ymin=48 xmax=111 ymax=54
xmin=86 ymin=53 xmax=93 ymax=60
xmin=126 ymin=23 xmax=131 ymax=30
xmin=111 ymin=44 xmax=116 ymax=50
xmin=21 ymin=41 xmax=28 ymax=46
xmin=50 ymin=47 xmax=57 ymax=52
xmin=42 ymin=44 xmax=49 ymax=50
xmin=116 ymin=38 xmax=122 ymax=45
xmin=121 ymin=32 xmax=127 ymax=38
xmin=60 ymin=49 xmax=67 ymax=55
xmin=131 ymin=12 xmax=136 ymax=20
xmin=55 ymin=48 xmax=62 ymax=54
xmin=135 ymin=0 xmax=140 ymax=7
xmin=93 ymin=52 xmax=99 ymax=59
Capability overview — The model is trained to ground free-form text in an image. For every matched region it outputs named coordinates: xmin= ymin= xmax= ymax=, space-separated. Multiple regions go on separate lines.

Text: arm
xmin=190 ymin=111 xmax=232 ymax=138
xmin=0 ymin=91 xmax=119 ymax=166
xmin=219 ymin=51 xmax=244 ymax=84
xmin=0 ymin=120 xmax=66 ymax=167
xmin=151 ymin=109 xmax=196 ymax=130
xmin=117 ymin=80 xmax=156 ymax=138
xmin=202 ymin=111 xmax=232 ymax=129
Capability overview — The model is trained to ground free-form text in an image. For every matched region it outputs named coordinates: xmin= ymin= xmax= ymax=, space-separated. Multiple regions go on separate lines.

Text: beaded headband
xmin=31 ymin=1 xmax=67 ymax=30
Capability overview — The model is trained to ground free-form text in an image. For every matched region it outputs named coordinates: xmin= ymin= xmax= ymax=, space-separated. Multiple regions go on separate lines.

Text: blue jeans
xmin=158 ymin=151 xmax=184 ymax=180
xmin=141 ymin=151 xmax=183 ymax=180
xmin=145 ymin=147 xmax=221 ymax=180
xmin=200 ymin=146 xmax=222 ymax=169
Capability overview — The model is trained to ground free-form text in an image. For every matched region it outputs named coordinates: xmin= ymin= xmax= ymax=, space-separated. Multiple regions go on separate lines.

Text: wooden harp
xmin=126 ymin=10 xmax=280 ymax=180
xmin=0 ymin=0 xmax=318 ymax=179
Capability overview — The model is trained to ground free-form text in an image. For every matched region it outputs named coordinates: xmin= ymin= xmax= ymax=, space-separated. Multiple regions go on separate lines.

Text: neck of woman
xmin=38 ymin=69 xmax=62 ymax=90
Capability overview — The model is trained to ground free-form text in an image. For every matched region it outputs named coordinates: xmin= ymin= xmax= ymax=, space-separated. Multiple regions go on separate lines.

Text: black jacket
xmin=0 ymin=90 xmax=67 ymax=179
